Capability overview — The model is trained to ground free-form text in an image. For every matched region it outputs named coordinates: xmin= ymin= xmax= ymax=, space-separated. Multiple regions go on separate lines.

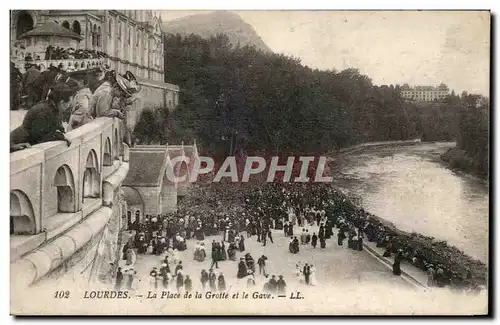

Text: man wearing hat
xmin=90 ymin=71 xmax=136 ymax=120
xmin=268 ymin=275 xmax=278 ymax=295
xmin=276 ymin=275 xmax=286 ymax=295
xmin=22 ymin=63 xmax=41 ymax=108
xmin=119 ymin=71 xmax=142 ymax=147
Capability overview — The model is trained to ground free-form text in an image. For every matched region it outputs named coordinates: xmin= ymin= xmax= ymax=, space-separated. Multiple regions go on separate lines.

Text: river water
xmin=330 ymin=142 xmax=489 ymax=263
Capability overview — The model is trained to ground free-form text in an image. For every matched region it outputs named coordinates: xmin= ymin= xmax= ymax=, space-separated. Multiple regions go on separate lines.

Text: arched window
xmin=108 ymin=18 xmax=113 ymax=37
xmin=128 ymin=28 xmax=131 ymax=45
xmin=72 ymin=20 xmax=81 ymax=35
xmin=97 ymin=26 xmax=101 ymax=46
xmin=10 ymin=190 xmax=36 ymax=235
xmin=92 ymin=24 xmax=97 ymax=46
xmin=54 ymin=165 xmax=75 ymax=213
xmin=103 ymin=137 xmax=112 ymax=166
xmin=114 ymin=128 xmax=120 ymax=159
xmin=83 ymin=150 xmax=100 ymax=200
xmin=136 ymin=30 xmax=139 ymax=46
xmin=62 ymin=20 xmax=70 ymax=29
xmin=16 ymin=11 xmax=34 ymax=39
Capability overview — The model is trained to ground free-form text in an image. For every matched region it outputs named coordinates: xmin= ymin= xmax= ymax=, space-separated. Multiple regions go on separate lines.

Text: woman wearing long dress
xmin=218 ymin=273 xmax=227 ymax=292
xmin=239 ymin=235 xmax=245 ymax=252
xmin=296 ymin=264 xmax=303 ymax=284
xmin=247 ymin=274 xmax=256 ymax=288
xmin=122 ymin=242 xmax=129 ymax=260
xmin=221 ymin=241 xmax=227 ymax=261
xmin=126 ymin=248 xmax=134 ymax=265
xmin=199 ymin=242 xmax=207 ymax=262
xmin=309 ymin=265 xmax=317 ymax=286
xmin=172 ymin=249 xmax=180 ymax=264
xmin=289 ymin=238 xmax=295 ymax=253
xmin=237 ymin=258 xmax=248 ymax=279
xmin=194 ymin=242 xmax=201 ymax=261
xmin=393 ymin=253 xmax=402 ymax=276
xmin=228 ymin=243 xmax=236 ymax=261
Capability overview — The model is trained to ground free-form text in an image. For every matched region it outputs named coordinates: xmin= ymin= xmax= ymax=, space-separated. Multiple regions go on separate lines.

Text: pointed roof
xmin=124 ymin=147 xmax=168 ymax=187
xmin=19 ymin=21 xmax=83 ymax=40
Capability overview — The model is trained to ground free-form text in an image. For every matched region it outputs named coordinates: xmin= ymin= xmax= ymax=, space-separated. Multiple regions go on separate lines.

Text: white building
xmin=400 ymin=83 xmax=450 ymax=102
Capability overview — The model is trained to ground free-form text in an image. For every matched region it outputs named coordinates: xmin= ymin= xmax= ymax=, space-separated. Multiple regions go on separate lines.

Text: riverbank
xmin=334 ymin=138 xmax=422 ymax=156
xmin=440 ymin=147 xmax=488 ymax=180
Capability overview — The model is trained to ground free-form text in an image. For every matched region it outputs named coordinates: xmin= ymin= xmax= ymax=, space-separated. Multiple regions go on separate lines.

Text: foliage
xmin=134 ymin=33 xmax=488 ymax=164
xmin=441 ymin=93 xmax=489 ymax=177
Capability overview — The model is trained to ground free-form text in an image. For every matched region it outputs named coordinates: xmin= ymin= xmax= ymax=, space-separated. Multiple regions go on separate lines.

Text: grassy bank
xmin=440 ymin=147 xmax=488 ymax=179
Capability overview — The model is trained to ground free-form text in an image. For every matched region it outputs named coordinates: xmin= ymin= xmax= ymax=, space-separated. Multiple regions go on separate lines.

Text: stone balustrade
xmin=12 ymin=57 xmax=109 ymax=73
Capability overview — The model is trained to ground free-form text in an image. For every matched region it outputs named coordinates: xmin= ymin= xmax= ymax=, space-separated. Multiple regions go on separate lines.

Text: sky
xmin=161 ymin=10 xmax=490 ymax=96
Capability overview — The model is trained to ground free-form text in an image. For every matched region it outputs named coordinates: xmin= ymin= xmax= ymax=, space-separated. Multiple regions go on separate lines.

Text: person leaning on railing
xmin=89 ymin=70 xmax=140 ymax=147
xmin=10 ymin=79 xmax=77 ymax=152
xmin=66 ymin=76 xmax=93 ymax=131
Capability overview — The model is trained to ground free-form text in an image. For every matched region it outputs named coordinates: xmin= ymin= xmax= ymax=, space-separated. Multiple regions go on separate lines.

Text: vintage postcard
xmin=9 ymin=10 xmax=489 ymax=315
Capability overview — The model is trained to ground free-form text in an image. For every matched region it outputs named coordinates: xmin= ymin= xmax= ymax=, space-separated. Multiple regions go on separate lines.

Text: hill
xmin=162 ymin=11 xmax=272 ymax=53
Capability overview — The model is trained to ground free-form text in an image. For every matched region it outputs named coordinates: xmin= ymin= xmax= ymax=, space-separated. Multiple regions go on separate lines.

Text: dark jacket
xmin=11 ymin=100 xmax=65 ymax=147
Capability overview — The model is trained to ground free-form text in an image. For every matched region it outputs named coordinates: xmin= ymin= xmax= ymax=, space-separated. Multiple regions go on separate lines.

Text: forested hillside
xmin=441 ymin=93 xmax=489 ymax=178
xmin=135 ymin=33 xmax=488 ymax=167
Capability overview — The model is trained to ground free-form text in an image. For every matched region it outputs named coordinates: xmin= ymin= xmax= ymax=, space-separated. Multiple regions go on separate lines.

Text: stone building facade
xmin=400 ymin=83 xmax=450 ymax=102
xmin=122 ymin=143 xmax=198 ymax=226
xmin=11 ymin=10 xmax=164 ymax=81
xmin=10 ymin=10 xmax=179 ymax=110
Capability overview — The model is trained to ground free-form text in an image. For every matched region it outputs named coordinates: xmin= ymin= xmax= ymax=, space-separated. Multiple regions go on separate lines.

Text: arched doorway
xmin=72 ymin=20 xmax=81 ymax=35
xmin=103 ymin=137 xmax=112 ymax=166
xmin=16 ymin=11 xmax=34 ymax=39
xmin=160 ymin=163 xmax=178 ymax=213
xmin=122 ymin=186 xmax=144 ymax=223
xmin=92 ymin=24 xmax=97 ymax=46
xmin=83 ymin=150 xmax=100 ymax=201
xmin=176 ymin=158 xmax=190 ymax=199
xmin=10 ymin=190 xmax=36 ymax=235
xmin=54 ymin=165 xmax=75 ymax=213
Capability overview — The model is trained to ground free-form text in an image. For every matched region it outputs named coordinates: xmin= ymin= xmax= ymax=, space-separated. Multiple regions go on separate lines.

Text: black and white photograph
xmin=8 ymin=9 xmax=490 ymax=315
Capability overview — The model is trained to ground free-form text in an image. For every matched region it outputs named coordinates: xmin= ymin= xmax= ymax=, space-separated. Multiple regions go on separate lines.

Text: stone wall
xmin=137 ymin=78 xmax=179 ymax=112
xmin=10 ymin=117 xmax=130 ymax=289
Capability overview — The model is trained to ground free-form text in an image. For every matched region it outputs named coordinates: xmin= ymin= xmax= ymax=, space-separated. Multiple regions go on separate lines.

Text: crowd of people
xmin=42 ymin=46 xmax=108 ymax=61
xmin=115 ymin=209 xmax=291 ymax=294
xmin=246 ymin=183 xmax=484 ymax=290
xmin=113 ymin=180 xmax=484 ymax=294
xmin=10 ymin=60 xmax=141 ymax=152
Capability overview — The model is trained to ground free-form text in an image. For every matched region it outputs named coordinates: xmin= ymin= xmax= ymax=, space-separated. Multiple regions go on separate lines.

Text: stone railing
xmin=12 ymin=57 xmax=109 ymax=73
xmin=10 ymin=117 xmax=130 ymax=288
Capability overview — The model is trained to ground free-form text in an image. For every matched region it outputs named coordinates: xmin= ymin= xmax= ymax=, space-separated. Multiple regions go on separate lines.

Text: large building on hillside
xmin=400 ymin=83 xmax=450 ymax=102
xmin=10 ymin=10 xmax=179 ymax=111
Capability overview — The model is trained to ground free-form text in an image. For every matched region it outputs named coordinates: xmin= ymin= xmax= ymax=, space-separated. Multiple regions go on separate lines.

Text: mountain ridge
xmin=162 ymin=11 xmax=272 ymax=53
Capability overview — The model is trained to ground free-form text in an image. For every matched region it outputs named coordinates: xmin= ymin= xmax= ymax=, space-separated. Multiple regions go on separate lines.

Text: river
xmin=330 ymin=142 xmax=489 ymax=263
